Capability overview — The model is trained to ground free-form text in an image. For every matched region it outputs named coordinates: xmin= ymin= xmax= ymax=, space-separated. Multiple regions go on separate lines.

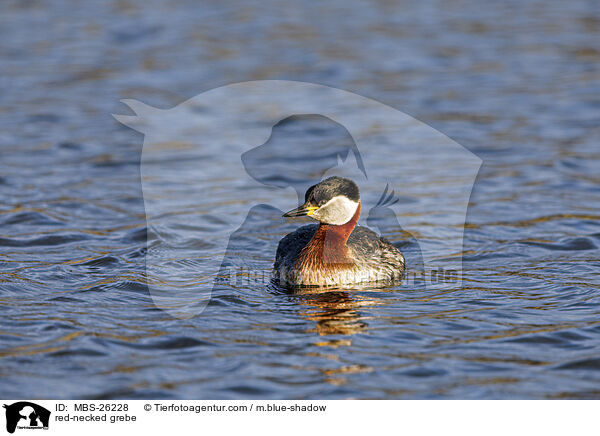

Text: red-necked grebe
xmin=274 ymin=176 xmax=405 ymax=286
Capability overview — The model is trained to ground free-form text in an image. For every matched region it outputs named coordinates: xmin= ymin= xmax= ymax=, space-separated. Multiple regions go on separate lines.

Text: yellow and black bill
xmin=282 ymin=204 xmax=319 ymax=217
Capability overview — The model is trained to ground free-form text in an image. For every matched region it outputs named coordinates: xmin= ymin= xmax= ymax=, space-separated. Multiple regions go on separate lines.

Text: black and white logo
xmin=3 ymin=402 xmax=50 ymax=434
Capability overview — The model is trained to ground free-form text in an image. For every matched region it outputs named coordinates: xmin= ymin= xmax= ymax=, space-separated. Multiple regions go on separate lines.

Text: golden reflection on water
xmin=283 ymin=288 xmax=383 ymax=385
xmin=295 ymin=289 xmax=379 ymax=337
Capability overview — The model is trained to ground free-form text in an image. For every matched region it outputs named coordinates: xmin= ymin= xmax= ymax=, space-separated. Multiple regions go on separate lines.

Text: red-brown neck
xmin=297 ymin=202 xmax=361 ymax=268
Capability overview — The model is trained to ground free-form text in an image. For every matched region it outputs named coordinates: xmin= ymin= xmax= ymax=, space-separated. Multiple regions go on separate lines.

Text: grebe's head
xmin=283 ymin=176 xmax=360 ymax=225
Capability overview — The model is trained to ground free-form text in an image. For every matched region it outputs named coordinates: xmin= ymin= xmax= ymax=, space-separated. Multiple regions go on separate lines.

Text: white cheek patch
xmin=312 ymin=196 xmax=359 ymax=225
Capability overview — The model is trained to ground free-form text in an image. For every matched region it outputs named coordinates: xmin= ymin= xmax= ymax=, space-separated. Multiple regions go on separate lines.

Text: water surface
xmin=1 ymin=0 xmax=599 ymax=399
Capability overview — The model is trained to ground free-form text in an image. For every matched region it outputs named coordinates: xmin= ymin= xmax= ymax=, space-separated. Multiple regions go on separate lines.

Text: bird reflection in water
xmin=291 ymin=288 xmax=377 ymax=336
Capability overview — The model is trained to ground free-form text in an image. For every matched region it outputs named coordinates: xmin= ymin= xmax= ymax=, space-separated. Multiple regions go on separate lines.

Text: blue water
xmin=1 ymin=0 xmax=599 ymax=399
